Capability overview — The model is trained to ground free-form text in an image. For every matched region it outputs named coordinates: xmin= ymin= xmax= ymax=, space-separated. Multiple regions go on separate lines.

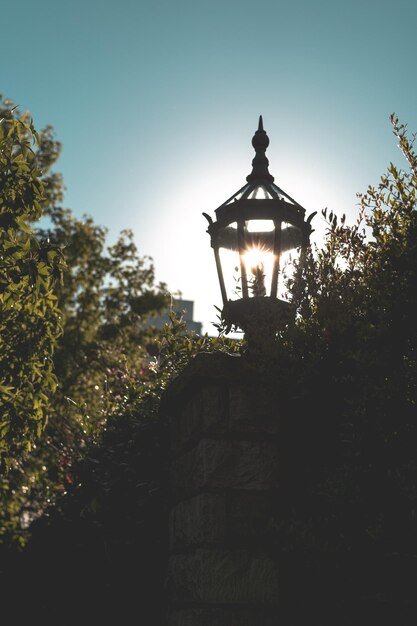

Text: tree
xmin=1 ymin=312 xmax=238 ymax=625
xmin=211 ymin=114 xmax=417 ymax=622
xmin=0 ymin=98 xmax=64 ymax=472
xmin=2 ymin=106 xmax=417 ymax=623
xmin=262 ymin=115 xmax=417 ymax=622
xmin=0 ymin=99 xmax=170 ymax=543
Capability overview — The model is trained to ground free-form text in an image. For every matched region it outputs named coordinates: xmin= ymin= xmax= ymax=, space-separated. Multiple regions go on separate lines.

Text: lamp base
xmin=222 ymin=297 xmax=292 ymax=355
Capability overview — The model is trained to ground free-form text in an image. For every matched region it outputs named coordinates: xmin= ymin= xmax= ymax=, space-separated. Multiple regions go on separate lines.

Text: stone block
xmin=168 ymin=608 xmax=280 ymax=626
xmin=169 ymin=493 xmax=226 ymax=549
xmin=171 ymin=384 xmax=228 ymax=453
xmin=230 ymin=608 xmax=280 ymax=626
xmin=227 ymin=491 xmax=277 ymax=544
xmin=166 ymin=549 xmax=279 ymax=605
xmin=172 ymin=438 xmax=280 ymax=501
xmin=170 ymin=400 xmax=200 ymax=453
xmin=228 ymin=383 xmax=280 ymax=434
xmin=167 ymin=608 xmax=231 ymax=626
xmin=195 ymin=383 xmax=229 ymax=432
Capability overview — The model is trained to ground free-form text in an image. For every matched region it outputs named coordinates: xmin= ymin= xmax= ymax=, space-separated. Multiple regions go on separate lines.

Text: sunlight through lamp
xmin=204 ymin=116 xmax=315 ymax=348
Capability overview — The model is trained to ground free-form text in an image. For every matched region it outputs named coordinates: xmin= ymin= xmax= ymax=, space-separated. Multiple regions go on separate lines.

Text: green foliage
xmin=2 ymin=104 xmax=417 ymax=620
xmin=0 ymin=98 xmax=64 ymax=471
xmin=286 ymin=114 xmax=417 ymax=402
xmin=0 ymin=96 xmax=239 ymax=544
xmin=210 ymin=115 xmax=417 ymax=618
xmin=0 ymin=313 xmax=238 ymax=623
xmin=259 ymin=115 xmax=417 ymax=616
xmin=0 ymin=99 xmax=173 ymax=543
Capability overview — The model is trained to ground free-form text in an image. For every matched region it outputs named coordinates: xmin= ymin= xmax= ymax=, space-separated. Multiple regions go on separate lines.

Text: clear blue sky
xmin=3 ymin=0 xmax=417 ymax=332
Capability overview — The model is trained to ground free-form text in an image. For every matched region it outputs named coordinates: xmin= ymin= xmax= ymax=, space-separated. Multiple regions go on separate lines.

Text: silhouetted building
xmin=146 ymin=299 xmax=202 ymax=334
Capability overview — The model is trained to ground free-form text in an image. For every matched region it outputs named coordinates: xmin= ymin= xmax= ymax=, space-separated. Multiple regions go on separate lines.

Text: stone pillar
xmin=162 ymin=352 xmax=282 ymax=626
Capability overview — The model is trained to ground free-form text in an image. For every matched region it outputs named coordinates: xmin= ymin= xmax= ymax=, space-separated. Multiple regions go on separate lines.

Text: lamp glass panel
xmin=278 ymin=222 xmax=302 ymax=301
xmin=246 ymin=219 xmax=275 ymax=233
xmin=247 ymin=185 xmax=274 ymax=200
xmin=242 ymin=219 xmax=275 ymax=298
xmin=218 ymin=222 xmax=241 ymax=301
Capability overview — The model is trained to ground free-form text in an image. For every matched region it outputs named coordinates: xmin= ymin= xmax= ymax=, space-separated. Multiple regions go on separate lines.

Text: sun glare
xmin=243 ymin=246 xmax=274 ymax=297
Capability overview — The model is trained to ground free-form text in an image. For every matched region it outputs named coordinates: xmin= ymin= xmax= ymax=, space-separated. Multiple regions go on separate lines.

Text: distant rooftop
xmin=146 ymin=299 xmax=202 ymax=335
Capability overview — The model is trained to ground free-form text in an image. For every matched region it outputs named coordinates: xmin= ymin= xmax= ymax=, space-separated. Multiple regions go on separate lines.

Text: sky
xmin=2 ymin=0 xmax=417 ymax=333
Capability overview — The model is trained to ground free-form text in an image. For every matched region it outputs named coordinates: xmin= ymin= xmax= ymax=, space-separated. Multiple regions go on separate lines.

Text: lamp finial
xmin=246 ymin=116 xmax=274 ymax=183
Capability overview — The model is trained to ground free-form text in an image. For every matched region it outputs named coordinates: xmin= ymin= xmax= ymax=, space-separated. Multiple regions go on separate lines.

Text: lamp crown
xmin=246 ymin=115 xmax=274 ymax=183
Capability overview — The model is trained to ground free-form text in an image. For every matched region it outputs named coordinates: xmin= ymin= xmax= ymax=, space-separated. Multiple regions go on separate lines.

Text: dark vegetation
xmin=0 ymin=97 xmax=417 ymax=624
xmin=0 ymin=96 xmax=236 ymax=624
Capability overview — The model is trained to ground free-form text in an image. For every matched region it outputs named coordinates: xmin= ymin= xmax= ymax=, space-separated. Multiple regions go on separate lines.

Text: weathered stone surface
xmin=227 ymin=491 xmax=277 ymax=544
xmin=169 ymin=493 xmax=226 ymax=548
xmin=170 ymin=399 xmax=200 ymax=453
xmin=230 ymin=608 xmax=280 ymax=626
xmin=171 ymin=381 xmax=281 ymax=453
xmin=172 ymin=438 xmax=279 ymax=500
xmin=166 ymin=549 xmax=279 ymax=605
xmin=228 ymin=383 xmax=280 ymax=434
xmin=171 ymin=384 xmax=228 ymax=452
xmin=166 ymin=355 xmax=284 ymax=623
xmin=168 ymin=607 xmax=280 ymax=626
xmin=195 ymin=383 xmax=229 ymax=433
xmin=167 ymin=608 xmax=230 ymax=626
xmin=170 ymin=492 xmax=276 ymax=550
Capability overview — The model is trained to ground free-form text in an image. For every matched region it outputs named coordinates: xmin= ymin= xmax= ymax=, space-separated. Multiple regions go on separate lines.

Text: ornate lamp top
xmin=246 ymin=115 xmax=274 ymax=184
xmin=212 ymin=116 xmax=305 ymax=214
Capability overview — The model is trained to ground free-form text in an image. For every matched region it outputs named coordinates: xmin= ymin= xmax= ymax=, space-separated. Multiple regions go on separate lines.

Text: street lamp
xmin=204 ymin=116 xmax=315 ymax=350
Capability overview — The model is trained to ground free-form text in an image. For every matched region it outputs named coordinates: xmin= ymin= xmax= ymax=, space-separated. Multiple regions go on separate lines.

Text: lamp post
xmin=204 ymin=116 xmax=315 ymax=352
